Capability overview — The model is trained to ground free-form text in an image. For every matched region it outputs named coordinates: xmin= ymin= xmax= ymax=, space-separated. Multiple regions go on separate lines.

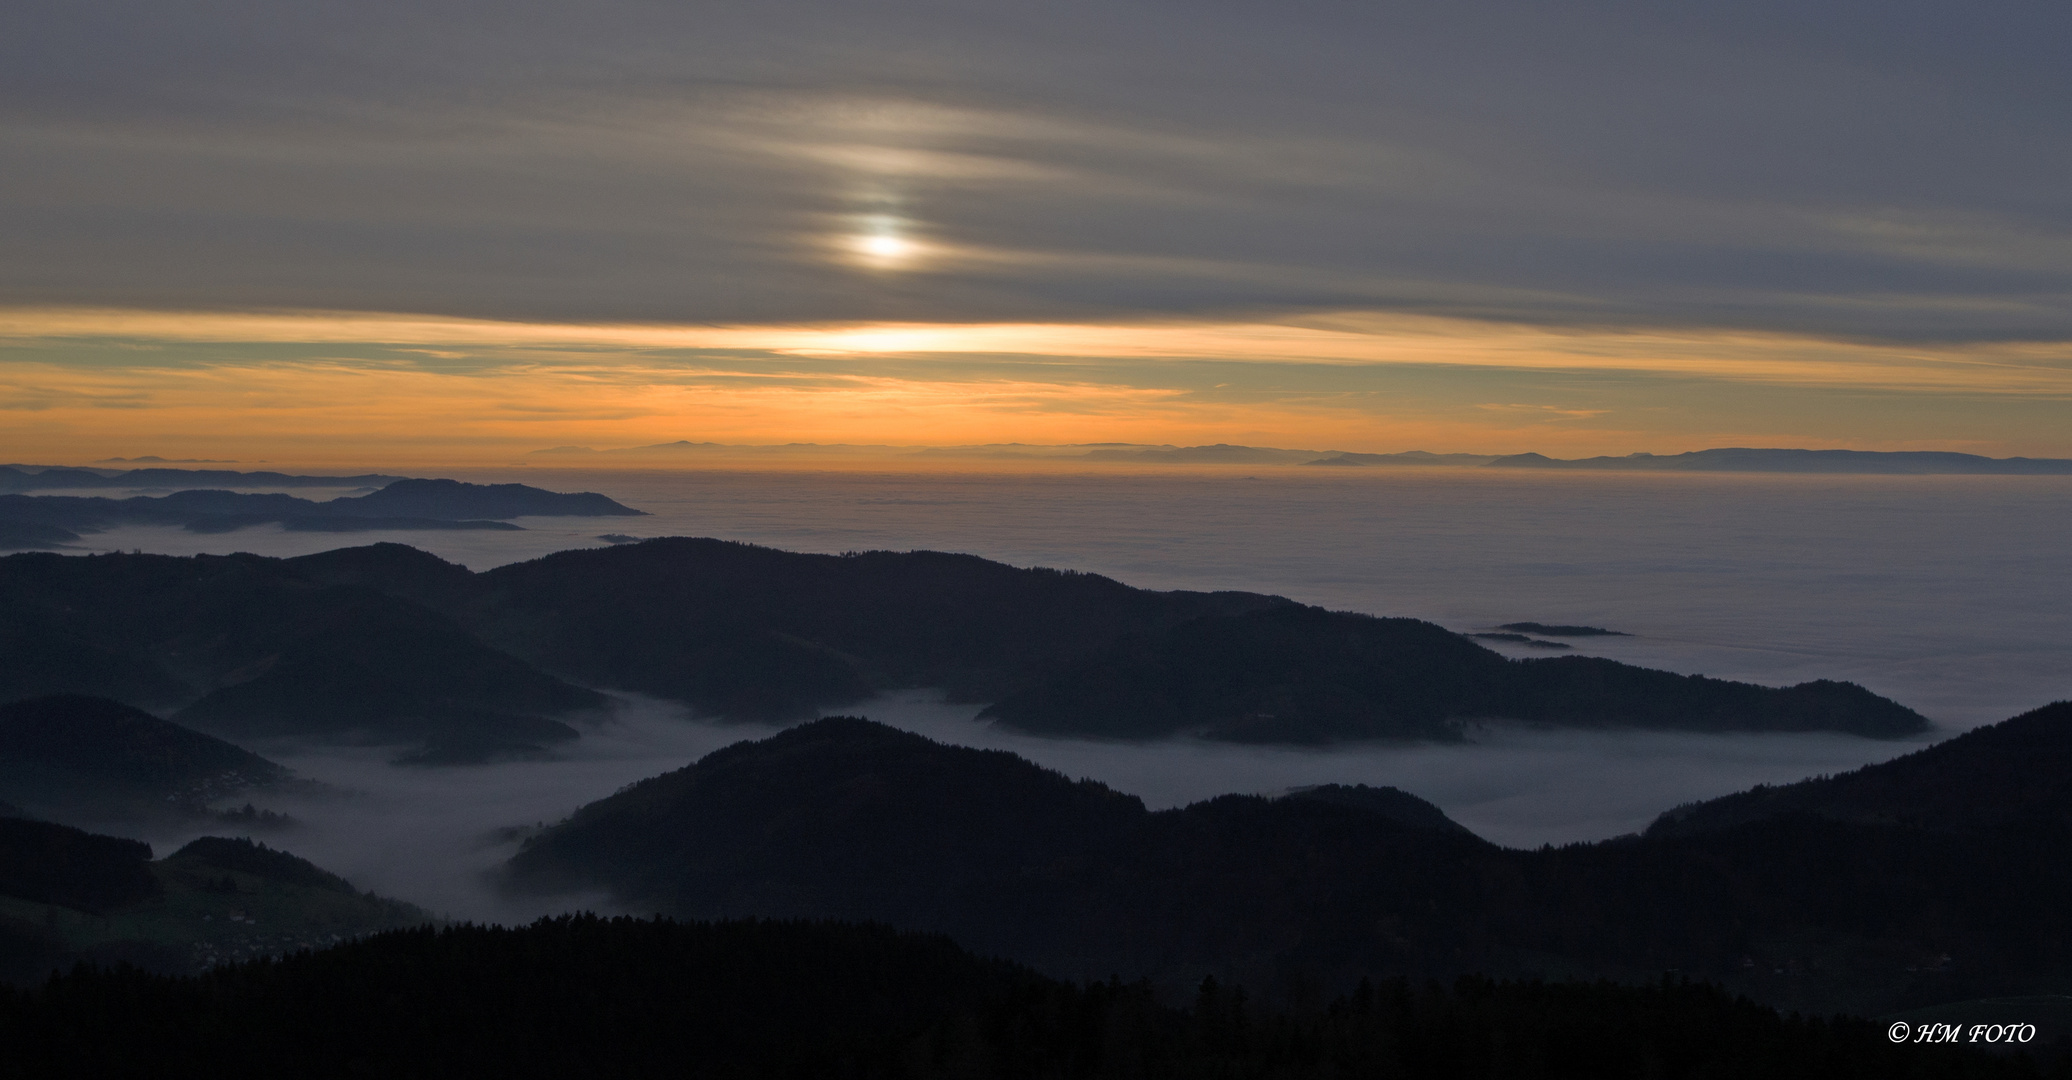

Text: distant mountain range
xmin=14 ymin=446 xmax=2071 ymax=481
xmin=508 ymin=702 xmax=2072 ymax=1016
xmin=0 ymin=477 xmax=646 ymax=549
xmin=0 ymin=464 xmax=409 ymax=492
xmin=531 ymin=441 xmax=2072 ymax=473
xmin=1468 ymin=448 xmax=2072 ymax=474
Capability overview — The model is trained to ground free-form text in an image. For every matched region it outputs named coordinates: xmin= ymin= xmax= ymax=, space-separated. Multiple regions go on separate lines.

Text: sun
xmin=843 ymin=211 xmax=923 ymax=267
xmin=858 ymin=234 xmax=912 ymax=259
xmin=853 ymin=232 xmax=916 ymax=264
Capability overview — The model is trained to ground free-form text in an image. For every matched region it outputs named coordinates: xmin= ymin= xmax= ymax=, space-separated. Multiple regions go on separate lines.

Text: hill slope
xmin=1 ymin=539 xmax=1929 ymax=747
xmin=0 ymin=695 xmax=292 ymax=826
xmin=0 ymin=552 xmax=605 ymax=760
xmin=390 ymin=538 xmax=1925 ymax=740
xmin=508 ymin=709 xmax=2072 ymax=1015
xmin=0 ymin=819 xmax=431 ymax=983
xmin=1648 ymin=701 xmax=2072 ymax=837
xmin=980 ymin=605 xmax=1924 ymax=741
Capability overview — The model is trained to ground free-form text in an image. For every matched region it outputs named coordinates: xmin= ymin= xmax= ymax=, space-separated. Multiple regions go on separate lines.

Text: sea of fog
xmin=70 ymin=466 xmax=2072 ymax=920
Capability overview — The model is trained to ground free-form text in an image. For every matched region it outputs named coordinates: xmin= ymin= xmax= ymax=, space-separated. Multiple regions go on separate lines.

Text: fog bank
xmin=137 ymin=699 xmax=779 ymax=923
xmin=856 ymin=691 xmax=1932 ymax=848
xmin=126 ymin=692 xmax=1936 ymax=922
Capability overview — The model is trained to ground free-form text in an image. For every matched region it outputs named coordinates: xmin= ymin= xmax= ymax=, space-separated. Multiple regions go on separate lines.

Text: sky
xmin=3 ymin=0 xmax=2069 ymax=464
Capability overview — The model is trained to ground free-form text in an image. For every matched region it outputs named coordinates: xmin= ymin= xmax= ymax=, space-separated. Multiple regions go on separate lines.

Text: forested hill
xmin=0 ymin=695 xmax=293 ymax=825
xmin=0 ymin=539 xmax=1928 ymax=747
xmin=0 ymin=816 xmax=159 ymax=915
xmin=0 ymin=818 xmax=431 ymax=983
xmin=1 ymin=915 xmax=2047 ymax=1080
xmin=508 ymin=710 xmax=2072 ymax=1017
xmin=0 ymin=552 xmax=607 ymax=761
xmin=310 ymin=538 xmax=1925 ymax=741
xmin=1648 ymin=700 xmax=2072 ymax=837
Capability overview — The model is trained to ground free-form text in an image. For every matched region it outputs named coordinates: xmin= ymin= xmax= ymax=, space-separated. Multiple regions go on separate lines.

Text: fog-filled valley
xmin=185 ymin=692 xmax=1939 ymax=926
xmin=14 ymin=0 xmax=2072 ymax=1063
xmin=10 ymin=467 xmax=2069 ymax=869
xmin=5 ymin=463 xmax=2071 ymax=1058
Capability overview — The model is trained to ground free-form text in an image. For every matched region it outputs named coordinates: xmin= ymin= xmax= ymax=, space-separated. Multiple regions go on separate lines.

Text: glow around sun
xmin=848 ymin=214 xmax=920 ymax=267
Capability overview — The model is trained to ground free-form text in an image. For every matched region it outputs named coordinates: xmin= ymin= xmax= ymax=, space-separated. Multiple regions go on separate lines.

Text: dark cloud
xmin=2 ymin=0 xmax=2068 ymax=338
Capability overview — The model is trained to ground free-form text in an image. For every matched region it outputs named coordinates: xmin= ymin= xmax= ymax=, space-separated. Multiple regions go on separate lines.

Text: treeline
xmin=0 ymin=916 xmax=2055 ymax=1080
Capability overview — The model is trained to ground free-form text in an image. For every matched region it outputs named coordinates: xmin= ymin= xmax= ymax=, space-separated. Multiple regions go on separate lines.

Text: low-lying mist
xmin=856 ymin=691 xmax=1933 ymax=846
xmin=135 ymin=692 xmax=1933 ymax=924
xmin=134 ymin=699 xmax=777 ymax=923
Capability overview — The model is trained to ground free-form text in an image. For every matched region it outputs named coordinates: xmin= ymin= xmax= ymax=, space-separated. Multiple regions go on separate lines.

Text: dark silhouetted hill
xmin=456 ymin=539 xmax=1925 ymax=738
xmin=1649 ymin=701 xmax=2072 ymax=838
xmin=2 ymin=539 xmax=1927 ymax=744
xmin=328 ymin=478 xmax=644 ymax=519
xmin=1499 ymin=622 xmax=1629 ymax=636
xmin=448 ymin=539 xmax=1283 ymax=722
xmin=164 ymin=837 xmax=358 ymax=895
xmin=283 ymin=541 xmax=480 ymax=607
xmin=506 ymin=718 xmax=1150 ymax=929
xmin=507 ymin=712 xmax=2072 ymax=1016
xmin=170 ymin=596 xmax=599 ymax=750
xmin=1468 ymin=631 xmax=1572 ymax=648
xmin=0 ymin=821 xmax=432 ymax=984
xmin=980 ymin=605 xmax=1506 ymax=741
xmin=1499 ymin=662 xmax=1924 ymax=735
xmin=0 ymin=466 xmax=115 ymax=491
xmin=0 ymin=477 xmax=639 ymax=536
xmin=1282 ymin=783 xmax=1477 ymax=835
xmin=0 ymin=622 xmax=189 ymax=708
xmin=0 ymin=696 xmax=291 ymax=824
xmin=0 ymin=817 xmax=159 ymax=913
xmin=980 ymin=607 xmax=1924 ymax=741
xmin=0 ymin=552 xmax=604 ymax=761
xmin=0 ymin=520 xmax=76 ymax=551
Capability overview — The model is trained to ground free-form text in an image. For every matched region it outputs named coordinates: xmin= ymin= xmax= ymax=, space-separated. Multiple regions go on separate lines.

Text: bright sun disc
xmin=856 ymin=234 xmax=914 ymax=261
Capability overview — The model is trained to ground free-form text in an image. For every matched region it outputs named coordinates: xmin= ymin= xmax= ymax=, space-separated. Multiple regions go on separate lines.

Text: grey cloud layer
xmin=3 ymin=0 xmax=2069 ymax=338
